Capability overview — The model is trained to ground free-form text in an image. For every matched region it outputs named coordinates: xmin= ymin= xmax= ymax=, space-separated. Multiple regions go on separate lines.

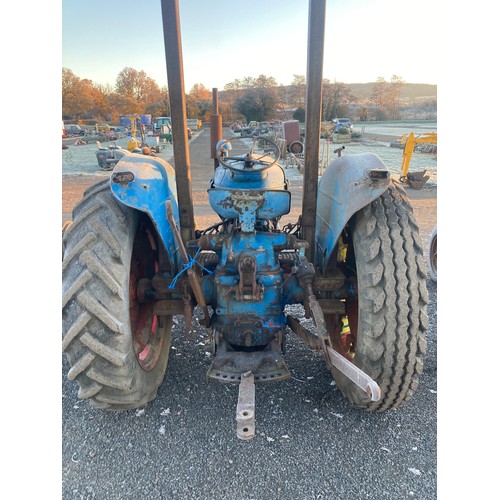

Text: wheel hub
xmin=129 ymin=224 xmax=163 ymax=371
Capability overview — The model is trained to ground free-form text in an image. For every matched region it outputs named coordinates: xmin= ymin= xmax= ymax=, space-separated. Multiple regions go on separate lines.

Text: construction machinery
xmin=62 ymin=0 xmax=428 ymax=439
xmin=399 ymin=131 xmax=437 ymax=189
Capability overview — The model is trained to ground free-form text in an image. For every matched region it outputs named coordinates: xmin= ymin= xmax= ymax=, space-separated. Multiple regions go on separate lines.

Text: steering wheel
xmin=217 ymin=136 xmax=281 ymax=173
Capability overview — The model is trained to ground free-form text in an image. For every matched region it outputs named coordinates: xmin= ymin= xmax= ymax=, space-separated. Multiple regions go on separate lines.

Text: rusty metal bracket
xmin=166 ymin=200 xmax=210 ymax=328
xmin=236 ymin=255 xmax=263 ymax=301
xmin=236 ymin=371 xmax=255 ymax=440
xmin=182 ymin=281 xmax=193 ymax=334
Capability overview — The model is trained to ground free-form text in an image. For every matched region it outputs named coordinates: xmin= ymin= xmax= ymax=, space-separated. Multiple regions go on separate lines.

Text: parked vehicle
xmin=257 ymin=121 xmax=270 ymax=134
xmin=240 ymin=125 xmax=257 ymax=137
xmin=154 ymin=116 xmax=171 ymax=133
xmin=187 ymin=118 xmax=201 ymax=130
xmin=109 ymin=126 xmax=128 ymax=134
xmin=230 ymin=122 xmax=243 ymax=133
xmin=64 ymin=124 xmax=85 ymax=136
xmin=62 ymin=0 xmax=428 ymax=441
xmin=96 ymin=123 xmax=111 ymax=132
xmin=333 ymin=118 xmax=353 ymax=133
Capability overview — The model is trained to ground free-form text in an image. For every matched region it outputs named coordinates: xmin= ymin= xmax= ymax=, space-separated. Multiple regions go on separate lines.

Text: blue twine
xmin=168 ymin=247 xmax=214 ymax=289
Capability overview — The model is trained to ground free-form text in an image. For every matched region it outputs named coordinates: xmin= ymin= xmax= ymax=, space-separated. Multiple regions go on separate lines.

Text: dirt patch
xmin=405 ymin=187 xmax=437 ymax=244
xmin=62 ymin=175 xmax=105 ymax=224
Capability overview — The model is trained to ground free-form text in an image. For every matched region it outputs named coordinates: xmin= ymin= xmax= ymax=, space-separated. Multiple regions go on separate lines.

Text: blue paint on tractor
xmin=208 ymin=163 xmax=290 ymax=232
xmin=109 ymin=153 xmax=181 ymax=272
xmin=202 ymin=230 xmax=288 ymax=346
xmin=107 ymin=140 xmax=391 ymax=379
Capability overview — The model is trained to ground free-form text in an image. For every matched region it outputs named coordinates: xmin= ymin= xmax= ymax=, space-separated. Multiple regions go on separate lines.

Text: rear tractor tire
xmin=330 ymin=182 xmax=428 ymax=411
xmin=62 ymin=179 xmax=172 ymax=410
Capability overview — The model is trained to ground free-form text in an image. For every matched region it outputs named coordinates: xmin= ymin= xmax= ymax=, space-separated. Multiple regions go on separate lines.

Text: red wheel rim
xmin=129 ymin=225 xmax=163 ymax=371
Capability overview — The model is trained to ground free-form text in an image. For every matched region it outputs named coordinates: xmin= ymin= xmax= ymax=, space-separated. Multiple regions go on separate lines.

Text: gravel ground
xmin=61 ymin=278 xmax=437 ymax=500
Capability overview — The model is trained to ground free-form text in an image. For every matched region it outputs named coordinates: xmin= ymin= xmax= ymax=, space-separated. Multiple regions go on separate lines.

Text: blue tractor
xmin=62 ymin=0 xmax=428 ymax=439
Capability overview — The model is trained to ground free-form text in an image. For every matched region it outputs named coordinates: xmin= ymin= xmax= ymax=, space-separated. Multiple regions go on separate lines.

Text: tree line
xmin=63 ymin=67 xmax=422 ymax=125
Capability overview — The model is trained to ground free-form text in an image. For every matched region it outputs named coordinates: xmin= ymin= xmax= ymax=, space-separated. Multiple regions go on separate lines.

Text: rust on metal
xmin=151 ymin=275 xmax=187 ymax=294
xmin=316 ymin=299 xmax=345 ymax=315
xmin=210 ymin=88 xmax=222 ymax=167
xmin=286 ymin=316 xmax=321 ymax=351
xmin=153 ymin=299 xmax=188 ymax=316
xmin=301 ymin=0 xmax=326 ymax=262
xmin=166 ymin=200 xmax=210 ymax=327
xmin=160 ymin=0 xmax=196 ymax=243
xmin=236 ymin=255 xmax=263 ymax=301
xmin=312 ymin=270 xmax=345 ymax=292
xmin=207 ymin=332 xmax=291 ymax=383
xmin=236 ymin=371 xmax=256 ymax=440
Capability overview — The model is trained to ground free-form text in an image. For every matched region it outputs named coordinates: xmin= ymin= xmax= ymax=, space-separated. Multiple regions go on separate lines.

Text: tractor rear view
xmin=62 ymin=0 xmax=428 ymax=439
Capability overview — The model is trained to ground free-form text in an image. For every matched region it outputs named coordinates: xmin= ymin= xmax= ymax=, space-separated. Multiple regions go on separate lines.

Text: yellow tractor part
xmin=125 ymin=114 xmax=148 ymax=151
xmin=340 ymin=316 xmax=350 ymax=336
xmin=399 ymin=132 xmax=437 ymax=189
xmin=127 ymin=138 xmax=140 ymax=151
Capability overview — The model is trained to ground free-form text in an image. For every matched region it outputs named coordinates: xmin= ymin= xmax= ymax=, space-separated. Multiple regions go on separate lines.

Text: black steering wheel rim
xmin=217 ymin=136 xmax=281 ymax=173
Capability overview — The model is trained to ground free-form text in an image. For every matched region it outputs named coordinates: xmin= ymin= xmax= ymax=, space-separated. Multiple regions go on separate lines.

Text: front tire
xmin=331 ymin=182 xmax=428 ymax=411
xmin=62 ymin=180 xmax=172 ymax=410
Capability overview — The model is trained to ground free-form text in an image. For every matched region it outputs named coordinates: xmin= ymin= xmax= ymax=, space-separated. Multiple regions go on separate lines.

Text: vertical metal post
xmin=301 ymin=0 xmax=326 ymax=263
xmin=213 ymin=88 xmax=219 ymax=114
xmin=160 ymin=0 xmax=196 ymax=243
xmin=210 ymin=88 xmax=223 ymax=169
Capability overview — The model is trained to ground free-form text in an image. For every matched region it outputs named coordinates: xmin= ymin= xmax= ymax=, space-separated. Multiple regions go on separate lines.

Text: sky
xmin=62 ymin=0 xmax=439 ymax=91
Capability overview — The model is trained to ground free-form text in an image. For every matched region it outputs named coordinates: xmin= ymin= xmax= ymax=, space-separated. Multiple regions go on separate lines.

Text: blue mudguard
xmin=315 ymin=152 xmax=391 ymax=274
xmin=109 ymin=153 xmax=181 ymax=272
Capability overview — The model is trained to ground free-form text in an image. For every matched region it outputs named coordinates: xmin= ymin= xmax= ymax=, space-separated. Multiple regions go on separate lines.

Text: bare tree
xmin=370 ymin=75 xmax=405 ymax=120
xmin=288 ymin=74 xmax=306 ymax=111
xmin=387 ymin=75 xmax=405 ymax=120
xmin=322 ymin=79 xmax=354 ymax=121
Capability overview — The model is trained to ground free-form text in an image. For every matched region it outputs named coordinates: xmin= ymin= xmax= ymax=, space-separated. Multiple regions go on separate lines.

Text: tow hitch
xmin=236 ymin=372 xmax=256 ymax=440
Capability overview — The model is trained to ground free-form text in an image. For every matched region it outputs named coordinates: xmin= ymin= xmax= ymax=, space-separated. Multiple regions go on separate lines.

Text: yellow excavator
xmin=399 ymin=132 xmax=437 ymax=189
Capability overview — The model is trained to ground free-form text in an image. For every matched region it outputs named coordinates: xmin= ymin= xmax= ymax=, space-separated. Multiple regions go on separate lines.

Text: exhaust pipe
xmin=210 ymin=88 xmax=223 ymax=169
